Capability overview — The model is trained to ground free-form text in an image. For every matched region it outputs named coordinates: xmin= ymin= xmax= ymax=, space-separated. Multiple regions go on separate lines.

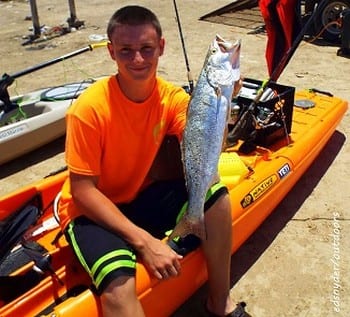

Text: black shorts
xmin=65 ymin=179 xmax=228 ymax=294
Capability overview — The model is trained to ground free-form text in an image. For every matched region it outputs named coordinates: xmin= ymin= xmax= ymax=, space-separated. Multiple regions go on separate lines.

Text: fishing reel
xmin=226 ymin=107 xmax=258 ymax=154
xmin=226 ymin=103 xmax=283 ymax=154
xmin=256 ymin=106 xmax=279 ymax=128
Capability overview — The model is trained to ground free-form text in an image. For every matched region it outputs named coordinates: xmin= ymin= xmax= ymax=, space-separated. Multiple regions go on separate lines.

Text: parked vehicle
xmin=303 ymin=0 xmax=350 ymax=41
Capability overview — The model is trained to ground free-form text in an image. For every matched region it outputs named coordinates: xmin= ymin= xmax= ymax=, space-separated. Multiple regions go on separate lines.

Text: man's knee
xmin=101 ymin=275 xmax=137 ymax=308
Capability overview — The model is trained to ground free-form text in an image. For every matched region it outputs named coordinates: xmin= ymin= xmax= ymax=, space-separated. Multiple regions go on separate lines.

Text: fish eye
xmin=211 ymin=47 xmax=217 ymax=54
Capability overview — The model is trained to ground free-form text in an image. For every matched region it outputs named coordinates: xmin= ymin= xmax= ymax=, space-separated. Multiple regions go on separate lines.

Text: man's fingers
xmin=154 ymin=270 xmax=163 ymax=280
xmin=154 ymin=262 xmax=181 ymax=280
xmin=166 ymin=265 xmax=179 ymax=277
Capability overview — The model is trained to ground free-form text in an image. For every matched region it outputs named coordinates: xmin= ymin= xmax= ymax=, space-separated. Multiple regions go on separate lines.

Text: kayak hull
xmin=0 ymin=89 xmax=347 ymax=317
xmin=0 ymin=81 xmax=93 ymax=165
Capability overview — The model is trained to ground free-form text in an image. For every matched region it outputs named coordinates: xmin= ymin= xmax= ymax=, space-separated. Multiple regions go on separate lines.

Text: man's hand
xmin=136 ymin=235 xmax=183 ymax=280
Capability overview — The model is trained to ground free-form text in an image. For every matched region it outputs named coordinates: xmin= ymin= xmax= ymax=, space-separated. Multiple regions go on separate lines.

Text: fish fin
xmin=167 ymin=213 xmax=207 ymax=242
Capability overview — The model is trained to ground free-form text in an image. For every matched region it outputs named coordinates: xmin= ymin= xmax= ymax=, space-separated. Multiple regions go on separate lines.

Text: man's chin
xmin=130 ymin=72 xmax=155 ymax=82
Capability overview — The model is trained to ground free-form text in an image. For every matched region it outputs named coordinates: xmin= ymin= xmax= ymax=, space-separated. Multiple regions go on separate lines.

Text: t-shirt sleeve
xmin=65 ymin=110 xmax=102 ymax=176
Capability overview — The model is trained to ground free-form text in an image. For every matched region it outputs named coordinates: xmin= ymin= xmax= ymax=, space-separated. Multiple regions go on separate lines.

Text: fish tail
xmin=167 ymin=213 xmax=207 ymax=241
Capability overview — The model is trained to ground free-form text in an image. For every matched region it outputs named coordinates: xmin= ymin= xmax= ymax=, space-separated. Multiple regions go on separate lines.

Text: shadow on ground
xmin=0 ymin=136 xmax=65 ymax=180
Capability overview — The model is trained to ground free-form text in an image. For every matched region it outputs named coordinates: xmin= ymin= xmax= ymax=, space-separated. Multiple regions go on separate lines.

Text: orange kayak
xmin=0 ymin=88 xmax=347 ymax=317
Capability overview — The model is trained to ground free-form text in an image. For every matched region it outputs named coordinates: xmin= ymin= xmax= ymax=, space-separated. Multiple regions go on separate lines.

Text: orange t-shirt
xmin=58 ymin=76 xmax=189 ymax=229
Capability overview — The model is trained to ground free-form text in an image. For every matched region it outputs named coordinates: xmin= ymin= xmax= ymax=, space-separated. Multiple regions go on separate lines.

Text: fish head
xmin=205 ymin=35 xmax=241 ymax=88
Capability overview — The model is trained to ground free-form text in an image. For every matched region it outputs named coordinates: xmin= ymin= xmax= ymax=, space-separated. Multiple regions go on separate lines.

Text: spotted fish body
xmin=169 ymin=35 xmax=241 ymax=241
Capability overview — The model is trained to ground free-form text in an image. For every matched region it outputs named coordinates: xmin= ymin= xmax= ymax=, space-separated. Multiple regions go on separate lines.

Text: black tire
xmin=313 ymin=0 xmax=350 ymax=42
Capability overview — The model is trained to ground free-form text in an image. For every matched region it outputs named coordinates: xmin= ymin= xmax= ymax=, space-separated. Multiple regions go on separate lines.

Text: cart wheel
xmin=314 ymin=0 xmax=350 ymax=42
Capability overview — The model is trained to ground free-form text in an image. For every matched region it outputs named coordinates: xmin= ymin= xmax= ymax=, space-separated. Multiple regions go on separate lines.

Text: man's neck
xmin=116 ymin=74 xmax=156 ymax=103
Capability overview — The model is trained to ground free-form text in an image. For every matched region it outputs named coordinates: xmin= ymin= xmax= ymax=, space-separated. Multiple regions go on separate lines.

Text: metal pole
xmin=67 ymin=0 xmax=84 ymax=29
xmin=29 ymin=0 xmax=41 ymax=38
xmin=67 ymin=0 xmax=77 ymax=26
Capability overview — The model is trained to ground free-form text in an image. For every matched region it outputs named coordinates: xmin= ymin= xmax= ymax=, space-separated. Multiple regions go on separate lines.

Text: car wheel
xmin=314 ymin=0 xmax=350 ymax=42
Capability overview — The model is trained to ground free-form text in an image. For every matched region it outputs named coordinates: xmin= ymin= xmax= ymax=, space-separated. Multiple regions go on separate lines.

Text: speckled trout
xmin=168 ymin=35 xmax=241 ymax=241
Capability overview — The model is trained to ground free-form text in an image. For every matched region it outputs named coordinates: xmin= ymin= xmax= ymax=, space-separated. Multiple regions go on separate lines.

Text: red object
xmin=259 ymin=0 xmax=301 ymax=79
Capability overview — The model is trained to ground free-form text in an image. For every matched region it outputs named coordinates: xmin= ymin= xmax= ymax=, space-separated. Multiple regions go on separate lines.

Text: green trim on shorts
xmin=67 ymin=221 xmax=93 ymax=277
xmin=91 ymin=250 xmax=136 ymax=276
xmin=91 ymin=250 xmax=136 ymax=289
xmin=175 ymin=181 xmax=227 ymax=224
xmin=95 ymin=259 xmax=136 ymax=289
xmin=67 ymin=221 xmax=137 ymax=289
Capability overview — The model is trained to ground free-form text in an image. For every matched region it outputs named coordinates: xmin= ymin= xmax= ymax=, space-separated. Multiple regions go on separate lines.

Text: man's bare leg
xmin=101 ymin=276 xmax=145 ymax=317
xmin=202 ymin=193 xmax=236 ymax=316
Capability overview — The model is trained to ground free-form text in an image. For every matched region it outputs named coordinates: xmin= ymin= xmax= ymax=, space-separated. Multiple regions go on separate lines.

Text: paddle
xmin=226 ymin=0 xmax=328 ymax=148
xmin=0 ymin=41 xmax=108 ymax=116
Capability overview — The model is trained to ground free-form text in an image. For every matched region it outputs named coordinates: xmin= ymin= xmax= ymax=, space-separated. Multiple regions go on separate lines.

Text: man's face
xmin=108 ymin=23 xmax=165 ymax=82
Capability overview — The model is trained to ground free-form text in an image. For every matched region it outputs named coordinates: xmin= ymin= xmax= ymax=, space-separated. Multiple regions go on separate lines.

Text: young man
xmin=58 ymin=5 xmax=246 ymax=317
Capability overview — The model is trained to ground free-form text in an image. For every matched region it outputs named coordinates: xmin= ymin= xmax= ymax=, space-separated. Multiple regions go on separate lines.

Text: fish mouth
xmin=215 ymin=34 xmax=235 ymax=51
xmin=213 ymin=34 xmax=241 ymax=81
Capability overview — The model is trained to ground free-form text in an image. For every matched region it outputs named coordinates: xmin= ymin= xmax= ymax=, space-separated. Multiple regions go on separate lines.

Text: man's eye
xmin=120 ymin=48 xmax=131 ymax=54
xmin=141 ymin=46 xmax=154 ymax=54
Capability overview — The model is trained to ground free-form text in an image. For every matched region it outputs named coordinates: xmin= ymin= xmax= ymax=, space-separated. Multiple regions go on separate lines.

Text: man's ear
xmin=107 ymin=42 xmax=116 ymax=60
xmin=159 ymin=38 xmax=165 ymax=56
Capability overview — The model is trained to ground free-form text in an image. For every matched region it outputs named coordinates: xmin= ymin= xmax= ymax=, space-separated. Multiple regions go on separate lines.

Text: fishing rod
xmin=226 ymin=0 xmax=328 ymax=148
xmin=0 ymin=41 xmax=108 ymax=113
xmin=172 ymin=0 xmax=194 ymax=94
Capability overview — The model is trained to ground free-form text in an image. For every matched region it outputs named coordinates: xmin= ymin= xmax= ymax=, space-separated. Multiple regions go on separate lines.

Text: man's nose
xmin=133 ymin=50 xmax=144 ymax=63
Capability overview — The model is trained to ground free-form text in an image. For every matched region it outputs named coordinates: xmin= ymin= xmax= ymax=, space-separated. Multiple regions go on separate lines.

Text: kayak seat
xmin=0 ymin=192 xmax=53 ymax=304
xmin=0 ymin=241 xmax=49 ymax=303
xmin=0 ymin=194 xmax=42 ymax=266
